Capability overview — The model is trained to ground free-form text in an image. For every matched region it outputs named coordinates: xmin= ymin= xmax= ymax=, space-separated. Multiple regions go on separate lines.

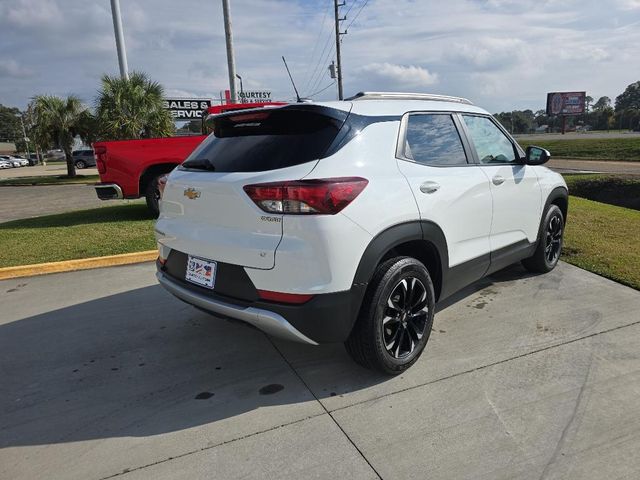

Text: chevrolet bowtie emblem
xmin=183 ymin=187 xmax=201 ymax=200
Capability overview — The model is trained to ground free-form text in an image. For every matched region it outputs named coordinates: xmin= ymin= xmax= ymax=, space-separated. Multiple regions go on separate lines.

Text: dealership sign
xmin=238 ymin=90 xmax=272 ymax=103
xmin=163 ymin=98 xmax=213 ymax=119
xmin=546 ymin=92 xmax=586 ymax=116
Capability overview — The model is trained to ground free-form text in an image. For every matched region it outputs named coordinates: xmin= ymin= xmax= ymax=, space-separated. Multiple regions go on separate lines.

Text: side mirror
xmin=525 ymin=146 xmax=551 ymax=165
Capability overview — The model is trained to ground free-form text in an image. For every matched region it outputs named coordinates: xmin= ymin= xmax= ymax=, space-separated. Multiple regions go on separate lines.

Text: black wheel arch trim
xmin=352 ymin=220 xmax=448 ymax=288
xmin=534 ymin=186 xmax=569 ymax=247
xmin=545 ymin=186 xmax=569 ymax=222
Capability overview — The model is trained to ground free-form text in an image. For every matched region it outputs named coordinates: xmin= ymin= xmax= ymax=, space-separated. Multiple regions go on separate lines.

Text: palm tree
xmin=96 ymin=71 xmax=175 ymax=140
xmin=32 ymin=95 xmax=91 ymax=177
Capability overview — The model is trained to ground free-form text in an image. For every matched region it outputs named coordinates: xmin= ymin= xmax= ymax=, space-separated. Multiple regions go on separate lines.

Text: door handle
xmin=419 ymin=181 xmax=440 ymax=194
xmin=492 ymin=175 xmax=505 ymax=186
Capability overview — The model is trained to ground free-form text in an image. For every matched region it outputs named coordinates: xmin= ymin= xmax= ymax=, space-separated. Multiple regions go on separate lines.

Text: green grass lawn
xmin=562 ymin=196 xmax=640 ymax=290
xmin=0 ymin=193 xmax=638 ymax=291
xmin=0 ymin=204 xmax=156 ymax=268
xmin=516 ymin=137 xmax=640 ymax=161
xmin=0 ymin=174 xmax=100 ymax=186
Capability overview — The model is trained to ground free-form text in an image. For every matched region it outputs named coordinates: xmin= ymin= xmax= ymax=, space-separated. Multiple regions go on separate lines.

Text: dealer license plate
xmin=185 ymin=255 xmax=217 ymax=289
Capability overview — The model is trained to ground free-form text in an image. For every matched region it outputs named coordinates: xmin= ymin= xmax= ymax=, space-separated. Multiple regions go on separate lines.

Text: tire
xmin=145 ymin=175 xmax=161 ymax=218
xmin=522 ymin=204 xmax=564 ymax=273
xmin=345 ymin=256 xmax=436 ymax=375
xmin=75 ymin=160 xmax=86 ymax=169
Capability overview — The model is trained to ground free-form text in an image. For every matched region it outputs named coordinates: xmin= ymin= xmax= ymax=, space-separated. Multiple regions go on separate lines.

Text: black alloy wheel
xmin=382 ymin=277 xmax=429 ymax=359
xmin=345 ymin=256 xmax=435 ymax=375
xmin=522 ymin=204 xmax=565 ymax=273
xmin=545 ymin=213 xmax=563 ymax=265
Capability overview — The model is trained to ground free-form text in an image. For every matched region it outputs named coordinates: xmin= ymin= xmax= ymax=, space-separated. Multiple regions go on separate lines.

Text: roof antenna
xmin=282 ymin=56 xmax=302 ymax=103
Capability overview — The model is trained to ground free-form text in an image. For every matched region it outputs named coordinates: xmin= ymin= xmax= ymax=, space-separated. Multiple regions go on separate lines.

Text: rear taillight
xmin=94 ymin=145 xmax=107 ymax=174
xmin=243 ymin=177 xmax=368 ymax=215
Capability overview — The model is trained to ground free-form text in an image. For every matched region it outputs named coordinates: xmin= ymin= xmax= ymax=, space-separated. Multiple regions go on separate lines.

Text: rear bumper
xmin=157 ymin=271 xmax=319 ymax=345
xmin=95 ymin=183 xmax=124 ymax=200
xmin=156 ymin=252 xmax=366 ymax=344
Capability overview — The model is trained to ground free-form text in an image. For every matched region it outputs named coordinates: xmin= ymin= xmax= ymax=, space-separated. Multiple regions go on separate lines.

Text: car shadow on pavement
xmin=0 ymin=264 xmax=546 ymax=449
xmin=0 ymin=284 xmax=388 ymax=449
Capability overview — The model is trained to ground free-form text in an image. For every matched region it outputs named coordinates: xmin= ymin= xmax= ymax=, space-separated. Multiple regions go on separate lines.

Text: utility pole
xmin=334 ymin=0 xmax=346 ymax=100
xmin=109 ymin=0 xmax=129 ymax=80
xmin=222 ymin=0 xmax=237 ymax=103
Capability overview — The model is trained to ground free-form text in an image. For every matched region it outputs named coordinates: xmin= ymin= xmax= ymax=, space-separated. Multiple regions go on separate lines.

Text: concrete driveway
xmin=1 ymin=262 xmax=640 ymax=479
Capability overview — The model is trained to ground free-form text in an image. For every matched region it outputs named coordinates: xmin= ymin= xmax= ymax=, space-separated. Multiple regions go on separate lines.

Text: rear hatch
xmin=156 ymin=104 xmax=351 ymax=269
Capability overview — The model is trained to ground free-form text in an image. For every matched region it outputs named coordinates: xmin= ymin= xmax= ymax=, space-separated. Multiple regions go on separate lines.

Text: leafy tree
xmin=96 ymin=71 xmax=175 ymax=140
xmin=615 ymin=82 xmax=640 ymax=130
xmin=585 ymin=95 xmax=593 ymax=113
xmin=32 ymin=95 xmax=92 ymax=177
xmin=0 ymin=104 xmax=22 ymax=143
xmin=615 ymin=81 xmax=640 ymax=111
xmin=593 ymin=96 xmax=611 ymax=112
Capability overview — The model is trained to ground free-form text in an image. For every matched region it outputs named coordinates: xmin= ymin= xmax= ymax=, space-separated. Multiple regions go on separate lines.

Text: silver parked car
xmin=0 ymin=155 xmax=22 ymax=168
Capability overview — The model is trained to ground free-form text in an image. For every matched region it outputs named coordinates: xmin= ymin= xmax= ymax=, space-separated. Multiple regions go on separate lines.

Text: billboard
xmin=546 ymin=92 xmax=586 ymax=116
xmin=163 ymin=98 xmax=213 ymax=119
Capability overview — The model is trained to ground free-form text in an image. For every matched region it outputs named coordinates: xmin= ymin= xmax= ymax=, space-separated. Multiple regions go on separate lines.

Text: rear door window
xmin=183 ymin=108 xmax=344 ymax=172
xmin=403 ymin=114 xmax=468 ymax=166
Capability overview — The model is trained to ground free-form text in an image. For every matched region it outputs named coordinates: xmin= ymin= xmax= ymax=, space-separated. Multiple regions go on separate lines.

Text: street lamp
xmin=235 ymin=74 xmax=243 ymax=102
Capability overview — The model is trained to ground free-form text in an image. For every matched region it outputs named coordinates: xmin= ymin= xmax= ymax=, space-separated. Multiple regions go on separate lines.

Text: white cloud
xmin=359 ymin=63 xmax=439 ymax=89
xmin=0 ymin=0 xmax=639 ymax=114
xmin=0 ymin=59 xmax=33 ymax=78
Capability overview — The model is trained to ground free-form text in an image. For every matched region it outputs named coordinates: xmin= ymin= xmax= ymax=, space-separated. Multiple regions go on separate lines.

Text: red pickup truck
xmin=93 ymin=101 xmax=285 ymax=216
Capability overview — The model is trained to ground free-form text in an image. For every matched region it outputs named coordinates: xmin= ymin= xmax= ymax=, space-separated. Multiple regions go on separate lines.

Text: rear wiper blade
xmin=182 ymin=158 xmax=216 ymax=171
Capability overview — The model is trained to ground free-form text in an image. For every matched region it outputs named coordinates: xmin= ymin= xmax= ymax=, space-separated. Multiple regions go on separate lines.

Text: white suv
xmin=156 ymin=92 xmax=568 ymax=374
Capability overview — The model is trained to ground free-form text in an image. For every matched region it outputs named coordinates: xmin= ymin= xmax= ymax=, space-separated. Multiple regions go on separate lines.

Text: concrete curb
xmin=0 ymin=250 xmax=157 ymax=281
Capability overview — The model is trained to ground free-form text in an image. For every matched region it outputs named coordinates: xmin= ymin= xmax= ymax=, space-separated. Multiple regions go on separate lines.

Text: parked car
xmin=93 ymin=101 xmax=286 ymax=216
xmin=0 ymin=155 xmax=22 ymax=167
xmin=45 ymin=149 xmax=65 ymax=161
xmin=12 ymin=155 xmax=29 ymax=167
xmin=155 ymin=92 xmax=568 ymax=374
xmin=0 ymin=159 xmax=11 ymax=169
xmin=72 ymin=149 xmax=96 ymax=169
xmin=27 ymin=153 xmax=40 ymax=166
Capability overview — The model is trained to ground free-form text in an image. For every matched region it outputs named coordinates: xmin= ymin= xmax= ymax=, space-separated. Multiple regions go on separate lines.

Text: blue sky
xmin=1 ymin=0 xmax=639 ymax=113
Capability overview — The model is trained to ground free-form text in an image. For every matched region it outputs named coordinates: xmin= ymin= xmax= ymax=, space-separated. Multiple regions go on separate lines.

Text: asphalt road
xmin=2 ymin=261 xmax=640 ymax=479
xmin=515 ymin=131 xmax=640 ymax=141
xmin=548 ymin=158 xmax=640 ymax=175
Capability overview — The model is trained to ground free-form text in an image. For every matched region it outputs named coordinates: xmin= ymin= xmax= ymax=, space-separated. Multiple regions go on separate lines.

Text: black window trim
xmin=456 ymin=112 xmax=526 ymax=166
xmin=395 ymin=111 xmax=473 ymax=168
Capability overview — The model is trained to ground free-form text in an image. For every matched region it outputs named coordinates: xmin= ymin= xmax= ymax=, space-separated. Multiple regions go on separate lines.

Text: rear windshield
xmin=182 ymin=108 xmax=343 ymax=172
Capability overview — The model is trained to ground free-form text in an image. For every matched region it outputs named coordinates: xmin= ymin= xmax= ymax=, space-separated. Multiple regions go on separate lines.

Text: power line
xmin=307 ymin=42 xmax=335 ymax=97
xmin=304 ymin=15 xmax=335 ymax=94
xmin=308 ymin=81 xmax=337 ymax=98
xmin=345 ymin=0 xmax=369 ymax=30
xmin=303 ymin=2 xmax=332 ymax=92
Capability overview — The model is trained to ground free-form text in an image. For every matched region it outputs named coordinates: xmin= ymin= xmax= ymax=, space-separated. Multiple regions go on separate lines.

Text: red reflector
xmin=244 ymin=177 xmax=368 ymax=215
xmin=94 ymin=145 xmax=107 ymax=155
xmin=257 ymin=290 xmax=314 ymax=304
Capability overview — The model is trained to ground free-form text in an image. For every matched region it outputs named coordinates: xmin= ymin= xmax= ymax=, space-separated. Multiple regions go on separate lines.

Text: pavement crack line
xmin=267 ymin=336 xmax=384 ymax=480
xmin=328 ymin=316 xmax=640 ymax=415
xmin=98 ymin=316 xmax=640 ymax=480
xmin=97 ymin=413 xmax=326 ymax=480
